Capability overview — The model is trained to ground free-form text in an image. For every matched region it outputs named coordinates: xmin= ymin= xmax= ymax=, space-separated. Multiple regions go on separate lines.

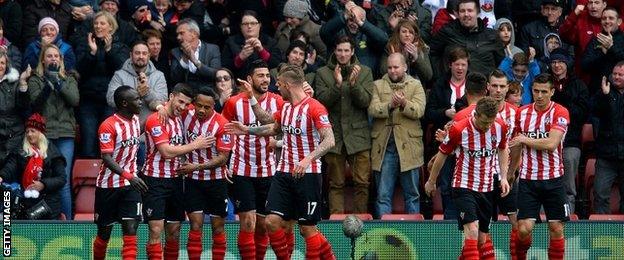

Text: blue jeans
xmin=438 ymin=154 xmax=457 ymax=219
xmin=375 ymin=136 xmax=420 ymax=217
xmin=50 ymin=138 xmax=75 ymax=220
xmin=78 ymin=101 xmax=113 ymax=158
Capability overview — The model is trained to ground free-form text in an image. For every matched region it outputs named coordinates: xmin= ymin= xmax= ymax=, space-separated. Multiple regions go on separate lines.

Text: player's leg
xmin=296 ymin=173 xmax=335 ymax=260
xmin=543 ymin=177 xmax=569 ymax=260
xmin=186 ymin=213 xmax=204 ymax=260
xmin=496 ymin=178 xmax=519 ymax=260
xmin=163 ymin=177 xmax=185 ymax=260
xmin=476 ymin=192 xmax=495 ymax=260
xmin=210 ymin=216 xmax=227 ymax=260
xmin=93 ymin=188 xmax=116 ymax=260
xmin=142 ymin=176 xmax=167 ymax=260
xmin=233 ymin=175 xmax=258 ymax=259
xmin=206 ymin=179 xmax=229 ymax=260
xmin=281 ymin=219 xmax=297 ymax=258
xmin=119 ymin=188 xmax=143 ymax=260
xmin=265 ymin=172 xmax=294 ymax=259
xmin=452 ymin=188 xmax=481 ymax=260
xmin=516 ymin=179 xmax=541 ymax=260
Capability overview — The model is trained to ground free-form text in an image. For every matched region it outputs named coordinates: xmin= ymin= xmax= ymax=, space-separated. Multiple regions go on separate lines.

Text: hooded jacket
xmin=313 ymin=54 xmax=373 ymax=155
xmin=537 ymin=33 xmax=564 ymax=72
xmin=494 ymin=18 xmax=523 ymax=58
xmin=107 ymin=59 xmax=168 ymax=125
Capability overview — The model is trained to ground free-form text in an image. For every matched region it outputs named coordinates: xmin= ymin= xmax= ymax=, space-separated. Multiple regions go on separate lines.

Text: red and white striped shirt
xmin=275 ymin=97 xmax=331 ymax=174
xmin=516 ymin=101 xmax=569 ymax=180
xmin=144 ymin=112 xmax=185 ymax=178
xmin=97 ymin=114 xmax=141 ymax=188
xmin=449 ymin=80 xmax=466 ymax=106
xmin=183 ymin=109 xmax=233 ymax=180
xmin=222 ymin=93 xmax=284 ymax=177
xmin=439 ymin=116 xmax=508 ymax=192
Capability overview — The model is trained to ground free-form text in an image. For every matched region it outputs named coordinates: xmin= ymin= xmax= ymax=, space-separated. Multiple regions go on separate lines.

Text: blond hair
xmin=35 ymin=44 xmax=67 ymax=78
xmin=22 ymin=130 xmax=49 ymax=159
xmin=94 ymin=11 xmax=119 ymax=35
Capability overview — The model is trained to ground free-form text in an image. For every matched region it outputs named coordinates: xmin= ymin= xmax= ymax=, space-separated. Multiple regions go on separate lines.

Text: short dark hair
xmin=289 ymin=29 xmax=310 ymax=44
xmin=142 ymin=29 xmax=162 ymax=41
xmin=533 ymin=73 xmax=554 ymax=89
xmin=247 ymin=59 xmax=269 ymax=77
xmin=286 ymin=40 xmax=308 ymax=61
xmin=114 ymin=85 xmax=135 ymax=108
xmin=475 ymin=97 xmax=499 ymax=118
xmin=448 ymin=46 xmax=469 ymax=65
xmin=465 ymin=72 xmax=488 ymax=96
xmin=615 ymin=60 xmax=624 ymax=68
xmin=512 ymin=52 xmax=529 ymax=67
xmin=335 ymin=35 xmax=354 ymax=49
xmin=196 ymin=88 xmax=218 ymax=101
xmin=172 ymin=83 xmax=195 ymax=98
xmin=457 ymin=0 xmax=480 ymax=13
xmin=241 ymin=10 xmax=261 ymax=23
xmin=131 ymin=40 xmax=148 ymax=51
xmin=489 ymin=69 xmax=507 ymax=82
xmin=603 ymin=7 xmax=620 ymax=19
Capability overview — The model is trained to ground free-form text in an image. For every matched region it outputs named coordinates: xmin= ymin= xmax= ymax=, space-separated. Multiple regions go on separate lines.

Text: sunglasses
xmin=216 ymin=75 xmax=231 ymax=82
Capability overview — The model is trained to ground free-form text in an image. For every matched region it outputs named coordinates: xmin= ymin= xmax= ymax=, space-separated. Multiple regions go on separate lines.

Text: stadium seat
xmin=392 ymin=186 xmax=405 ymax=214
xmin=581 ymin=123 xmax=595 ymax=155
xmin=74 ymin=186 xmax=96 ymax=221
xmin=329 ymin=213 xmax=373 ymax=221
xmin=432 ymin=214 xmax=445 ymax=220
xmin=584 ymin=158 xmax=596 ymax=190
xmin=381 ymin=214 xmax=425 ymax=221
xmin=588 ymin=214 xmax=624 ymax=221
xmin=72 ymin=159 xmax=102 ymax=191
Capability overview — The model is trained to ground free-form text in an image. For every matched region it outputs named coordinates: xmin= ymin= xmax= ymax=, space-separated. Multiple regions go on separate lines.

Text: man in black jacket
xmin=581 ymin=7 xmax=624 ymax=94
xmin=0 ymin=0 xmax=22 ymax=46
xmin=517 ymin=0 xmax=566 ymax=58
xmin=549 ymin=48 xmax=590 ymax=214
xmin=591 ymin=62 xmax=624 ymax=214
xmin=429 ymin=0 xmax=505 ymax=79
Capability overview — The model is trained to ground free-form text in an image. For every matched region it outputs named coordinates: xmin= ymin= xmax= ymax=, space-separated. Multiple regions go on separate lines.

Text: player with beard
xmin=226 ymin=64 xmax=337 ymax=259
xmin=92 ymin=86 xmax=149 ymax=260
xmin=222 ymin=60 xmax=288 ymax=259
xmin=142 ymin=83 xmax=212 ymax=260
xmin=178 ymin=88 xmax=233 ymax=260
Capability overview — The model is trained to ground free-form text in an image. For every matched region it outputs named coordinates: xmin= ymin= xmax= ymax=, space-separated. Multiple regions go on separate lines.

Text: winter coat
xmin=0 ymin=0 xmax=22 ymax=47
xmin=494 ymin=18 xmax=523 ymax=58
xmin=498 ymin=56 xmax=540 ymax=105
xmin=430 ymin=18 xmax=505 ymax=78
xmin=0 ymin=38 xmax=22 ymax=70
xmin=221 ymin=33 xmax=282 ymax=78
xmin=0 ymin=143 xmax=66 ymax=219
xmin=379 ymin=46 xmax=433 ymax=83
xmin=23 ymin=36 xmax=76 ymax=71
xmin=76 ymin=34 xmax=129 ymax=103
xmin=369 ymin=74 xmax=426 ymax=172
xmin=320 ymin=14 xmax=389 ymax=76
xmin=580 ymin=29 xmax=624 ymax=94
xmin=22 ymin=0 xmax=73 ymax=46
xmin=275 ymin=17 xmax=327 ymax=59
xmin=592 ymin=88 xmax=624 ymax=160
xmin=313 ymin=54 xmax=373 ymax=155
xmin=425 ymin=73 xmax=457 ymax=132
xmin=432 ymin=8 xmax=454 ymax=36
xmin=27 ymin=74 xmax=79 ymax=139
xmin=107 ymin=59 xmax=168 ymax=125
xmin=0 ymin=68 xmax=28 ymax=163
xmin=551 ymin=75 xmax=590 ymax=148
xmin=170 ymin=41 xmax=221 ymax=92
xmin=517 ymin=18 xmax=562 ymax=58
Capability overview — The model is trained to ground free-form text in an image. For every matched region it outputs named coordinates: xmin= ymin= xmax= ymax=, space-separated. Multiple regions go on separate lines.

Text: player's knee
xmin=517 ymin=222 xmax=533 ymax=239
xmin=298 ymin=225 xmax=317 ymax=238
xmin=548 ymin=222 xmax=564 ymax=238
xmin=97 ymin=226 xmax=113 ymax=240
xmin=264 ymin=214 xmax=283 ymax=231
xmin=121 ymin=219 xmax=139 ymax=235
xmin=239 ymin=212 xmax=256 ymax=232
xmin=463 ymin=223 xmax=479 ymax=239
xmin=190 ymin=221 xmax=203 ymax=231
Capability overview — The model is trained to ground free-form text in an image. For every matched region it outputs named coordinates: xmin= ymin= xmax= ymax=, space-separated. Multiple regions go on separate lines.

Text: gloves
xmin=44 ymin=63 xmax=63 ymax=91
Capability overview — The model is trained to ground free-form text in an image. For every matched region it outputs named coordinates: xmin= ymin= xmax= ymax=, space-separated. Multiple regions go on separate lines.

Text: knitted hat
xmin=549 ymin=48 xmax=571 ymax=64
xmin=38 ymin=17 xmax=59 ymax=34
xmin=26 ymin=113 xmax=46 ymax=134
xmin=99 ymin=0 xmax=119 ymax=6
xmin=128 ymin=0 xmax=149 ymax=15
xmin=283 ymin=0 xmax=308 ymax=19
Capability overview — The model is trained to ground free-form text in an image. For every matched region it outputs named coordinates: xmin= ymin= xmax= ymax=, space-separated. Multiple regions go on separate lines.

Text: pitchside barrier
xmin=3 ymin=221 xmax=623 ymax=259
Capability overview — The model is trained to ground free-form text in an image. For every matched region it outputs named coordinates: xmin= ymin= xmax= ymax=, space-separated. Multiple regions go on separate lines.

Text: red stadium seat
xmin=329 ymin=213 xmax=373 ymax=221
xmin=381 ymin=214 xmax=425 ymax=221
xmin=588 ymin=214 xmax=624 ymax=221
xmin=584 ymin=158 xmax=596 ymax=190
xmin=432 ymin=214 xmax=445 ymax=220
xmin=392 ymin=186 xmax=405 ymax=214
xmin=581 ymin=124 xmax=595 ymax=154
xmin=72 ymin=159 xmax=102 ymax=191
xmin=74 ymin=186 xmax=96 ymax=221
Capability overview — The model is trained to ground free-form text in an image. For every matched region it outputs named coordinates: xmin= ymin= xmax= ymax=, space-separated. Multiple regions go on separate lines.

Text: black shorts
xmin=491 ymin=175 xmax=518 ymax=221
xmin=231 ymin=175 xmax=272 ymax=215
xmin=266 ymin=172 xmax=322 ymax=225
xmin=452 ymin=188 xmax=494 ymax=233
xmin=95 ymin=187 xmax=142 ymax=227
xmin=517 ymin=177 xmax=570 ymax=222
xmin=141 ymin=176 xmax=186 ymax=222
xmin=184 ymin=178 xmax=228 ymax=218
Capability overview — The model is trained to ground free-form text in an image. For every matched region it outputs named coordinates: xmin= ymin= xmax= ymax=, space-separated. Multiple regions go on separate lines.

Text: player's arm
xmin=425 ymin=151 xmax=449 ymax=197
xmin=226 ymin=120 xmax=281 ymax=137
xmin=156 ymin=136 xmax=214 ymax=159
xmin=515 ymin=129 xmax=565 ymax=152
xmin=293 ymin=126 xmax=335 ymax=176
xmin=101 ymin=153 xmax=148 ymax=193
xmin=507 ymin=145 xmax=522 ymax=183
xmin=197 ymin=150 xmax=231 ymax=170
xmin=250 ymin=102 xmax=276 ymax=125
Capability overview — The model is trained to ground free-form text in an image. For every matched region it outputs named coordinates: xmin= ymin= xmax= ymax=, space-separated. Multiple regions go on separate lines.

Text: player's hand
xmin=303 ymin=81 xmax=314 ymax=96
xmin=424 ymin=179 xmax=436 ymax=198
xmin=191 ymin=135 xmax=214 ymax=149
xmin=176 ymin=162 xmax=198 ymax=176
xmin=293 ymin=157 xmax=311 ymax=178
xmin=499 ymin=179 xmax=510 ymax=197
xmin=236 ymin=78 xmax=253 ymax=99
xmin=157 ymin=103 xmax=167 ymax=125
xmin=509 ymin=134 xmax=527 ymax=147
xmin=435 ymin=129 xmax=448 ymax=143
xmin=129 ymin=177 xmax=148 ymax=193
xmin=445 ymin=108 xmax=456 ymax=118
xmin=268 ymin=137 xmax=277 ymax=150
xmin=225 ymin=121 xmax=250 ymax=135
xmin=507 ymin=174 xmax=516 ymax=186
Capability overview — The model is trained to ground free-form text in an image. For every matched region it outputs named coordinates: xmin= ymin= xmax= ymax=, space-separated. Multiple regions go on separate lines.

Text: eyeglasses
xmin=216 ymin=75 xmax=231 ymax=82
xmin=241 ymin=21 xmax=259 ymax=27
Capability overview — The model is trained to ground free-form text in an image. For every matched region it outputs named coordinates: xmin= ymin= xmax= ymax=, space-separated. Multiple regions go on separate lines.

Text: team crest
xmin=146 ymin=208 xmax=153 ymax=217
xmin=295 ymin=114 xmax=303 ymax=121
xmin=319 ymin=115 xmax=330 ymax=124
xmin=557 ymin=117 xmax=568 ymax=127
xmin=545 ymin=116 xmax=551 ymax=124
xmin=151 ymin=126 xmax=163 ymax=137
xmin=99 ymin=133 xmax=111 ymax=143
xmin=481 ymin=0 xmax=493 ymax=12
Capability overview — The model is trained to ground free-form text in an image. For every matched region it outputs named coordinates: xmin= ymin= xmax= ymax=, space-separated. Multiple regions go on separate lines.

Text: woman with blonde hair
xmin=382 ymin=19 xmax=432 ymax=82
xmin=28 ymin=44 xmax=79 ymax=220
xmin=0 ymin=113 xmax=66 ymax=220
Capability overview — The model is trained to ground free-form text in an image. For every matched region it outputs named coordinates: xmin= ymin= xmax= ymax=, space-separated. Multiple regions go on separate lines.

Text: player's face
xmin=194 ymin=94 xmax=215 ymax=120
xmin=487 ymin=76 xmax=508 ymax=102
xmin=532 ymin=82 xmax=554 ymax=108
xmin=474 ymin=113 xmax=496 ymax=132
xmin=170 ymin=92 xmax=193 ymax=116
xmin=276 ymin=76 xmax=291 ymax=101
xmin=249 ymin=68 xmax=270 ymax=94
xmin=124 ymin=89 xmax=143 ymax=115
xmin=25 ymin=128 xmax=41 ymax=146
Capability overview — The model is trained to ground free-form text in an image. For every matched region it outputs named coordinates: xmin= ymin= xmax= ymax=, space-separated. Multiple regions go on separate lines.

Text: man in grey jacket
xmin=107 ymin=41 xmax=168 ymax=126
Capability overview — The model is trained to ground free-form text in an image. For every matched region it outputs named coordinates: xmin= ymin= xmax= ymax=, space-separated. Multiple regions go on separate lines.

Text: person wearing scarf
xmin=0 ymin=113 xmax=67 ymax=220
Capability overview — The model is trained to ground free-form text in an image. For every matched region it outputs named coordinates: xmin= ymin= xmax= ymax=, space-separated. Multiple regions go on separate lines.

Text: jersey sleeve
xmin=439 ymin=123 xmax=460 ymax=154
xmin=98 ymin=120 xmax=117 ymax=154
xmin=310 ymin=102 xmax=332 ymax=130
xmin=146 ymin=114 xmax=170 ymax=145
xmin=551 ymin=106 xmax=570 ymax=133
xmin=221 ymin=97 xmax=237 ymax=121
xmin=215 ymin=117 xmax=234 ymax=152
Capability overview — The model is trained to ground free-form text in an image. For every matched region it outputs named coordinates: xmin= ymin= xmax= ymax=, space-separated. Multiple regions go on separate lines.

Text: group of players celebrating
xmin=425 ymin=71 xmax=570 ymax=260
xmin=91 ymin=60 xmax=336 ymax=260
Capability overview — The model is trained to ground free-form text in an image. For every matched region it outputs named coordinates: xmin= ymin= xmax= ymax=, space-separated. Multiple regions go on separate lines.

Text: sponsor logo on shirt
xmin=467 ymin=148 xmax=498 ymax=158
xmin=151 ymin=126 xmax=163 ymax=137
xmin=526 ymin=131 xmax=549 ymax=139
xmin=100 ymin=133 xmax=111 ymax=143
xmin=121 ymin=137 xmax=140 ymax=147
xmin=319 ymin=115 xmax=330 ymax=125
xmin=221 ymin=135 xmax=231 ymax=144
